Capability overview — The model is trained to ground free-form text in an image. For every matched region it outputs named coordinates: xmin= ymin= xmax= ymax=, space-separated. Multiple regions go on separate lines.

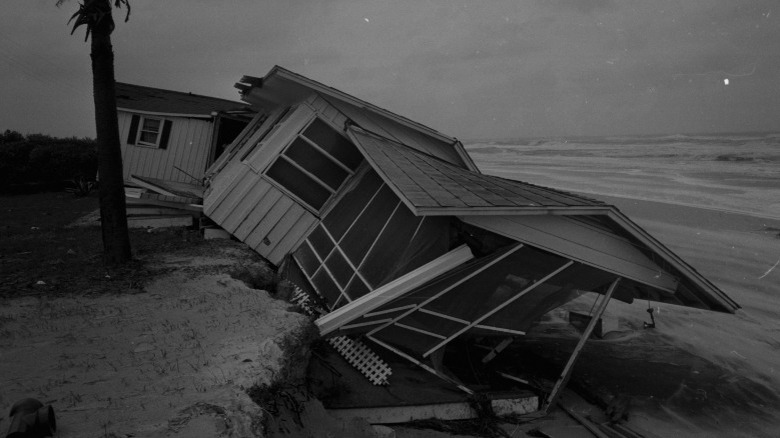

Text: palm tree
xmin=57 ymin=0 xmax=131 ymax=265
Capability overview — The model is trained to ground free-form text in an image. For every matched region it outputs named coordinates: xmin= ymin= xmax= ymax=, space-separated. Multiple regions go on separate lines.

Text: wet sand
xmin=470 ymin=144 xmax=780 ymax=437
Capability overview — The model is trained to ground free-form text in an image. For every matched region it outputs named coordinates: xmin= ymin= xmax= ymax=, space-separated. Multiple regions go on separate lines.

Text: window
xmin=138 ymin=117 xmax=162 ymax=146
xmin=127 ymin=114 xmax=173 ymax=149
xmin=265 ymin=117 xmax=363 ymax=212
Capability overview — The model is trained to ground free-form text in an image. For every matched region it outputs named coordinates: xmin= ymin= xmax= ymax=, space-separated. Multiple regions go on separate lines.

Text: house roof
xmin=115 ymin=82 xmax=250 ymax=117
xmin=234 ymin=66 xmax=477 ymax=170
xmin=347 ymin=126 xmax=608 ymax=216
xmin=345 ymin=125 xmax=739 ymax=314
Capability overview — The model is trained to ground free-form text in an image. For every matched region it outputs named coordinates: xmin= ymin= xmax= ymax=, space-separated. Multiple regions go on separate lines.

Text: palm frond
xmin=58 ymin=0 xmax=131 ymax=41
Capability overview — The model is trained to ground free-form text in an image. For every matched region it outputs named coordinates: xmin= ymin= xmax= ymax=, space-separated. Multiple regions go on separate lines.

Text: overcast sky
xmin=2 ymin=0 xmax=778 ymax=140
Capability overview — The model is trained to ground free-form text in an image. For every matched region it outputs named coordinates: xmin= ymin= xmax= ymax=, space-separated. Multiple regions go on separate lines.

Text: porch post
xmin=541 ymin=277 xmax=621 ymax=413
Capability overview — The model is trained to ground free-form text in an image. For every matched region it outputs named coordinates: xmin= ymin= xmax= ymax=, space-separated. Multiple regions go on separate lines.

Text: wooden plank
xmin=260 ymin=204 xmax=307 ymax=263
xmin=245 ymin=196 xmax=296 ymax=251
xmin=366 ymin=244 xmax=524 ymax=337
xmin=316 ymin=245 xmax=474 ymax=336
xmin=481 ymin=338 xmax=514 ymax=364
xmin=227 ymin=183 xmax=280 ymax=238
xmin=130 ymin=174 xmax=204 ymax=199
xmin=125 ymin=196 xmax=202 ymax=212
xmin=232 ymin=189 xmax=283 ymax=240
xmin=206 ymin=167 xmax=260 ymax=223
xmin=126 ymin=206 xmax=193 ymax=216
xmin=541 ymin=278 xmax=620 ymax=413
xmin=127 ymin=215 xmax=193 ymax=228
xmin=394 ymin=322 xmax=447 ymax=339
xmin=266 ymin=211 xmax=317 ymax=266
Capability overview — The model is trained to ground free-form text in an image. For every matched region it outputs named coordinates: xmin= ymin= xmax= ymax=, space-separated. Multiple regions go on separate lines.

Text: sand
xmin=0 ymin=244 xmax=310 ymax=437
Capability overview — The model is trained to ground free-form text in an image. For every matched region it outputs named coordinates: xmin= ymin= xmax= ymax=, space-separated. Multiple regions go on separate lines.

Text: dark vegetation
xmin=0 ymin=191 xmax=216 ymax=298
xmin=0 ymin=129 xmax=97 ymax=193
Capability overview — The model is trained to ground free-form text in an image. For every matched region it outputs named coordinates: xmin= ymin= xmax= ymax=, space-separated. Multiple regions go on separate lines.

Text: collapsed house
xmin=202 ymin=66 xmax=740 ymax=418
xmin=115 ymin=82 xmax=254 ymax=228
xmin=116 ymin=82 xmax=254 ymax=184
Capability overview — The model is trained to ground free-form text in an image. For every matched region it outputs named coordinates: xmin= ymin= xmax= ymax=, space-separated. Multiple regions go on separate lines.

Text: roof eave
xmin=117 ymin=107 xmax=214 ymax=119
xmin=416 ymin=205 xmax=615 ymax=217
xmin=605 ymin=208 xmax=740 ymax=313
xmin=237 ymin=66 xmax=460 ymax=146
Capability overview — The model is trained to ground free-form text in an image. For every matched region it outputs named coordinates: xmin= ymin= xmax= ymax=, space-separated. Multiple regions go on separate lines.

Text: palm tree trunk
xmin=90 ymin=12 xmax=131 ymax=265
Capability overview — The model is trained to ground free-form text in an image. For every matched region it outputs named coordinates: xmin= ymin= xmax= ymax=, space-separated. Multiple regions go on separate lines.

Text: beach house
xmin=203 ymin=66 xmax=739 ymax=414
xmin=115 ymin=82 xmax=254 ymax=186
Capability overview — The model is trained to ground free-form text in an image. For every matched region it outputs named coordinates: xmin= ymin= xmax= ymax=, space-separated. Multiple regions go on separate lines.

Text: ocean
xmin=466 ymin=132 xmax=780 ymax=219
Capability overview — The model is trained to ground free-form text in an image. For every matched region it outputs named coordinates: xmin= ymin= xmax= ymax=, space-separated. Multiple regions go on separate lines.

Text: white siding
xmin=118 ymin=111 xmax=214 ymax=183
xmin=203 ymin=105 xmax=319 ymax=266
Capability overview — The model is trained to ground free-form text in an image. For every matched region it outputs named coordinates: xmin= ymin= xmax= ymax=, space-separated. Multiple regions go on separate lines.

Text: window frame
xmin=263 ymin=116 xmax=361 ymax=215
xmin=136 ymin=116 xmax=164 ymax=147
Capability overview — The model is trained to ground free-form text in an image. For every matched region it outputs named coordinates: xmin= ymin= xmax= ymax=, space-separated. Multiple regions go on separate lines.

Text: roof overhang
xmin=117 ymin=107 xmax=214 ymax=120
xmin=235 ymin=66 xmax=460 ymax=147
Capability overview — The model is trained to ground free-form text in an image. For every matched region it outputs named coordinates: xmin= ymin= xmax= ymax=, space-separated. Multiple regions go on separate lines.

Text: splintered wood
xmin=291 ymin=286 xmax=392 ymax=385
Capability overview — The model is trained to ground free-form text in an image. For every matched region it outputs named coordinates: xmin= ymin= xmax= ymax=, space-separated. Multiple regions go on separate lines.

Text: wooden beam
xmin=366 ymin=335 xmax=474 ymax=395
xmin=130 ymin=175 xmax=205 ymax=199
xmin=481 ymin=338 xmax=514 ymax=364
xmin=366 ymin=244 xmax=525 ymax=337
xmin=124 ymin=196 xmax=202 ymax=212
xmin=540 ymin=277 xmax=621 ymax=413
xmin=316 ymin=244 xmax=474 ymax=336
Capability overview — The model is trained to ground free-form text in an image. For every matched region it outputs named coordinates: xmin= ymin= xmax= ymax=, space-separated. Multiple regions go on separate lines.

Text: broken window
xmin=240 ymin=106 xmax=292 ymax=162
xmin=266 ymin=117 xmax=362 ymax=212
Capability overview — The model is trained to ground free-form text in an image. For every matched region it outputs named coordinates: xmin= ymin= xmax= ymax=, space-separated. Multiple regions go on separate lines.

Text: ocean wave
xmin=466 ymin=132 xmax=780 ymax=149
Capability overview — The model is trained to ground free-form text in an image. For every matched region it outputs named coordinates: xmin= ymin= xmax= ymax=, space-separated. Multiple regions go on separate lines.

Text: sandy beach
xmin=469 ymin=135 xmax=780 ymax=437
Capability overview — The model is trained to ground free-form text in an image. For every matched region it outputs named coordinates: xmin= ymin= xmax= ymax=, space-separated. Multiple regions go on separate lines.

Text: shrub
xmin=0 ymin=129 xmax=24 ymax=144
xmin=0 ymin=132 xmax=97 ymax=191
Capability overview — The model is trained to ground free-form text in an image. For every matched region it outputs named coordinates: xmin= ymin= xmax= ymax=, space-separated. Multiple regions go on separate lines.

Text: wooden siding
xmin=118 ymin=111 xmax=214 ymax=183
xmin=204 ymin=166 xmax=317 ymax=265
xmin=203 ymin=104 xmax=320 ymax=266
xmin=460 ymin=215 xmax=678 ymax=292
xmin=314 ymin=95 xmax=467 ymax=168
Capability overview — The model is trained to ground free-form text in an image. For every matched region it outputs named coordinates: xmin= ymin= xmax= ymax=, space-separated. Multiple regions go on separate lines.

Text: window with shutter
xmin=127 ymin=114 xmax=172 ymax=149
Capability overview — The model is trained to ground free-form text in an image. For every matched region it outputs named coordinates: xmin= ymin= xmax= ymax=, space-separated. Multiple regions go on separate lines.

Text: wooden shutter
xmin=127 ymin=114 xmax=140 ymax=145
xmin=159 ymin=120 xmax=173 ymax=149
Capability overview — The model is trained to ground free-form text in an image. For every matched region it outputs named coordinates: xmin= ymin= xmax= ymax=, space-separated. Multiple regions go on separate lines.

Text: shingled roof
xmin=347 ymin=126 xmax=608 ymax=216
xmin=115 ymin=82 xmax=249 ymax=117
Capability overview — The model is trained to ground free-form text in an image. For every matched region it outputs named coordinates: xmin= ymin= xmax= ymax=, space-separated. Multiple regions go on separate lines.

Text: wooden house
xmin=203 ymin=66 xmax=739 ymax=412
xmin=115 ymin=82 xmax=254 ymax=185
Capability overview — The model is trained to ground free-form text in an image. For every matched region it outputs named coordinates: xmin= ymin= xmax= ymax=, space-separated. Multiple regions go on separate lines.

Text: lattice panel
xmin=327 ymin=336 xmax=392 ymax=386
xmin=290 ymin=285 xmax=392 ymax=385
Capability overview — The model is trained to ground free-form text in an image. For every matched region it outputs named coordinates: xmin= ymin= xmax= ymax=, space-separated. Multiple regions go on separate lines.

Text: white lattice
xmin=290 ymin=285 xmax=392 ymax=385
xmin=327 ymin=335 xmax=392 ymax=385
xmin=291 ymin=287 xmax=322 ymax=316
